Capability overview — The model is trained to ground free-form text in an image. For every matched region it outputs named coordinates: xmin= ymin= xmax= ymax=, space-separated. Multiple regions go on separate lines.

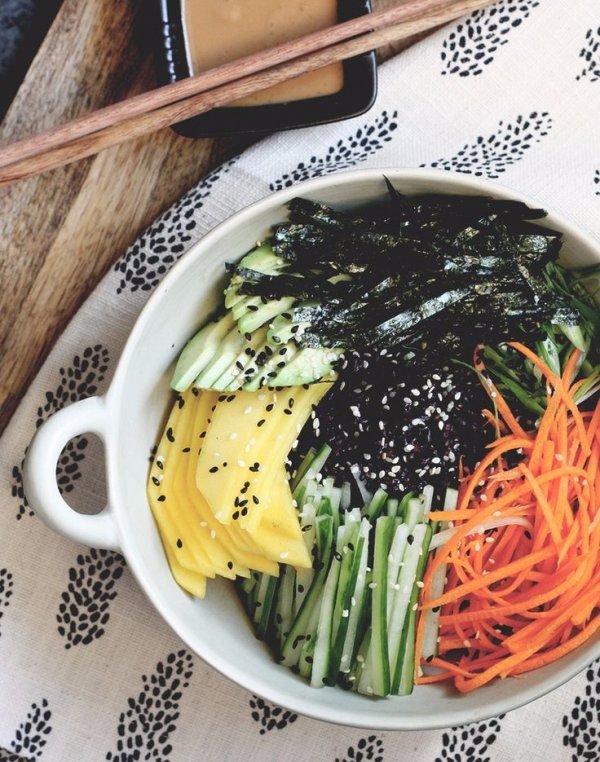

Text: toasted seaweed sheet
xmin=230 ymin=189 xmax=580 ymax=365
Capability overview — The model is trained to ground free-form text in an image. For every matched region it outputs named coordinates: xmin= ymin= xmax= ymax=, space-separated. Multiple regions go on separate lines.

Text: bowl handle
xmin=23 ymin=396 xmax=121 ymax=551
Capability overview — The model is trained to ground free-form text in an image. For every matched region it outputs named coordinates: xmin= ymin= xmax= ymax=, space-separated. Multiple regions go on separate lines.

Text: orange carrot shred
xmin=416 ymin=342 xmax=600 ymax=693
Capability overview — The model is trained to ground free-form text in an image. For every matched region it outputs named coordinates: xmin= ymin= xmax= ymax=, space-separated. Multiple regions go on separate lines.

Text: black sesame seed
xmin=524 ymin=530 xmax=532 ymax=540
xmin=407 ymin=534 xmax=414 ymax=545
xmin=232 ymin=511 xmax=240 ymax=521
xmin=257 ymin=419 xmax=266 ymax=427
xmin=241 ymin=507 xmax=248 ymax=516
xmin=283 ymin=408 xmax=292 ymax=415
xmin=222 ymin=461 xmax=228 ymax=467
xmin=152 ymin=476 xmax=160 ymax=486
xmin=166 ymin=427 xmax=175 ymax=443
xmin=238 ymin=499 xmax=248 ymax=507
xmin=252 ymin=495 xmax=260 ymax=505
xmin=181 ymin=447 xmax=191 ymax=453
xmin=279 ymin=347 xmax=287 ymax=355
xmin=227 ymin=561 xmax=233 ymax=570
xmin=288 ymin=398 xmax=294 ymax=408
xmin=297 ymin=584 xmax=305 ymax=594
xmin=199 ymin=431 xmax=206 ymax=439
xmin=247 ymin=304 xmax=259 ymax=312
xmin=266 ymin=403 xmax=275 ymax=412
xmin=226 ymin=395 xmax=236 ymax=402
xmin=234 ymin=496 xmax=240 ymax=507
xmin=157 ymin=495 xmax=166 ymax=502
xmin=265 ymin=345 xmax=273 ymax=357
xmin=249 ymin=463 xmax=260 ymax=472
xmin=156 ymin=460 xmax=163 ymax=470
xmin=176 ymin=538 xmax=183 ymax=549
xmin=245 ymin=332 xmax=252 ymax=341
xmin=209 ymin=466 xmax=219 ymax=474
xmin=235 ymin=361 xmax=244 ymax=371
xmin=218 ymin=394 xmax=227 ymax=402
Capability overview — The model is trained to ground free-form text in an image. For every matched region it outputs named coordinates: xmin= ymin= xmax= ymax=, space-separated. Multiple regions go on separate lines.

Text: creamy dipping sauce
xmin=182 ymin=0 xmax=343 ymax=106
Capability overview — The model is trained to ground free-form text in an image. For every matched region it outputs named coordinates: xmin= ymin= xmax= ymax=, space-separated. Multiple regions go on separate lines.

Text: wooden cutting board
xmin=0 ymin=0 xmax=424 ymax=434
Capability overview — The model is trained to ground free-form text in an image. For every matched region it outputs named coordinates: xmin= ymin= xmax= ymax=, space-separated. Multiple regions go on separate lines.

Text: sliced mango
xmin=249 ymin=470 xmax=311 ymax=568
xmin=163 ymin=542 xmax=207 ymax=598
xmin=148 ymin=383 xmax=329 ymax=598
xmin=196 ymin=384 xmax=330 ymax=528
xmin=148 ymin=399 xmax=217 ymax=578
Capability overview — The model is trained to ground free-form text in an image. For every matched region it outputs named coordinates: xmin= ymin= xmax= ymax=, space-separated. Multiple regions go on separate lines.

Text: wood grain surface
xmin=0 ymin=0 xmax=427 ymax=434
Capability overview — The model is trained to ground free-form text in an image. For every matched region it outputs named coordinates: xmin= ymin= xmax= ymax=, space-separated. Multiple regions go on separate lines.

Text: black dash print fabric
xmin=425 ymin=111 xmax=552 ymax=179
xmin=249 ymin=696 xmax=298 ymax=735
xmin=576 ymin=27 xmax=600 ymax=82
xmin=269 ymin=110 xmax=398 ymax=191
xmin=0 ymin=568 xmax=13 ymax=637
xmin=562 ymin=661 xmax=600 ymax=762
xmin=336 ymin=736 xmax=384 ymax=762
xmin=0 ymin=700 xmax=52 ymax=762
xmin=11 ymin=345 xmax=110 ymax=520
xmin=114 ymin=159 xmax=237 ymax=295
xmin=441 ymin=0 xmax=540 ymax=76
xmin=56 ymin=548 xmax=126 ymax=649
xmin=435 ymin=716 xmax=504 ymax=762
xmin=105 ymin=650 xmax=194 ymax=762
xmin=1 ymin=0 xmax=600 ymax=760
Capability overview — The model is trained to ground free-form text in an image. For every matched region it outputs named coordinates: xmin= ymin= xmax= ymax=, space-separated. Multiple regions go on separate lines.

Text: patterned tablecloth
xmin=1 ymin=0 xmax=599 ymax=759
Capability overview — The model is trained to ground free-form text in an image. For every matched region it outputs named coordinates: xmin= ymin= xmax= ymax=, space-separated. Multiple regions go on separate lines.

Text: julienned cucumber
xmin=237 ymin=446 xmax=450 ymax=697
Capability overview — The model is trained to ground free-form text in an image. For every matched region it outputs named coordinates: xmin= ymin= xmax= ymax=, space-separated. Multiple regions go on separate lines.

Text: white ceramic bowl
xmin=23 ymin=169 xmax=600 ymax=730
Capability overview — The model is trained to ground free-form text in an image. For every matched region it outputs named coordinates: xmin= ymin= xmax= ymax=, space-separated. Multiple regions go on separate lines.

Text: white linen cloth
xmin=1 ymin=0 xmax=599 ymax=759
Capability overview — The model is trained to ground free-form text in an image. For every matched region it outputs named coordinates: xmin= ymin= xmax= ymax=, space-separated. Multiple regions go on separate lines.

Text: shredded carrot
xmin=415 ymin=344 xmax=600 ymax=693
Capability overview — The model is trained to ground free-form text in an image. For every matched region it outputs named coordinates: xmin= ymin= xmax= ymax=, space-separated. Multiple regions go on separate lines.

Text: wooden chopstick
xmin=0 ymin=0 xmax=495 ymax=186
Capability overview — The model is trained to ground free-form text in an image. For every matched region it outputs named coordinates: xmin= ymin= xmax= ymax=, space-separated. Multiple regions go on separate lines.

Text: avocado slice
xmin=171 ymin=313 xmax=235 ymax=392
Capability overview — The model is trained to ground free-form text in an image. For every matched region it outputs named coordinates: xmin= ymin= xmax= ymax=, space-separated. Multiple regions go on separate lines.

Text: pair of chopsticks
xmin=0 ymin=0 xmax=496 ymax=186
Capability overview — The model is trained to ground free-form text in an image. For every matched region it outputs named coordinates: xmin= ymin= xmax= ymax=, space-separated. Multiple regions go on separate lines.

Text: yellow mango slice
xmin=196 ymin=384 xmax=330 ymax=529
xmin=148 ymin=388 xmax=282 ymax=597
xmin=249 ymin=470 xmax=311 ymax=568
xmin=163 ymin=542 xmax=207 ymax=598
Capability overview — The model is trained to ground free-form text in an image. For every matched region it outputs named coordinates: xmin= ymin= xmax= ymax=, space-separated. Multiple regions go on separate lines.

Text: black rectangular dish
xmin=155 ymin=0 xmax=378 ymax=137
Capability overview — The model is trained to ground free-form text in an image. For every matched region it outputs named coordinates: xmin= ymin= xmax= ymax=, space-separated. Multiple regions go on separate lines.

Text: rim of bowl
xmin=105 ymin=167 xmax=600 ymax=729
